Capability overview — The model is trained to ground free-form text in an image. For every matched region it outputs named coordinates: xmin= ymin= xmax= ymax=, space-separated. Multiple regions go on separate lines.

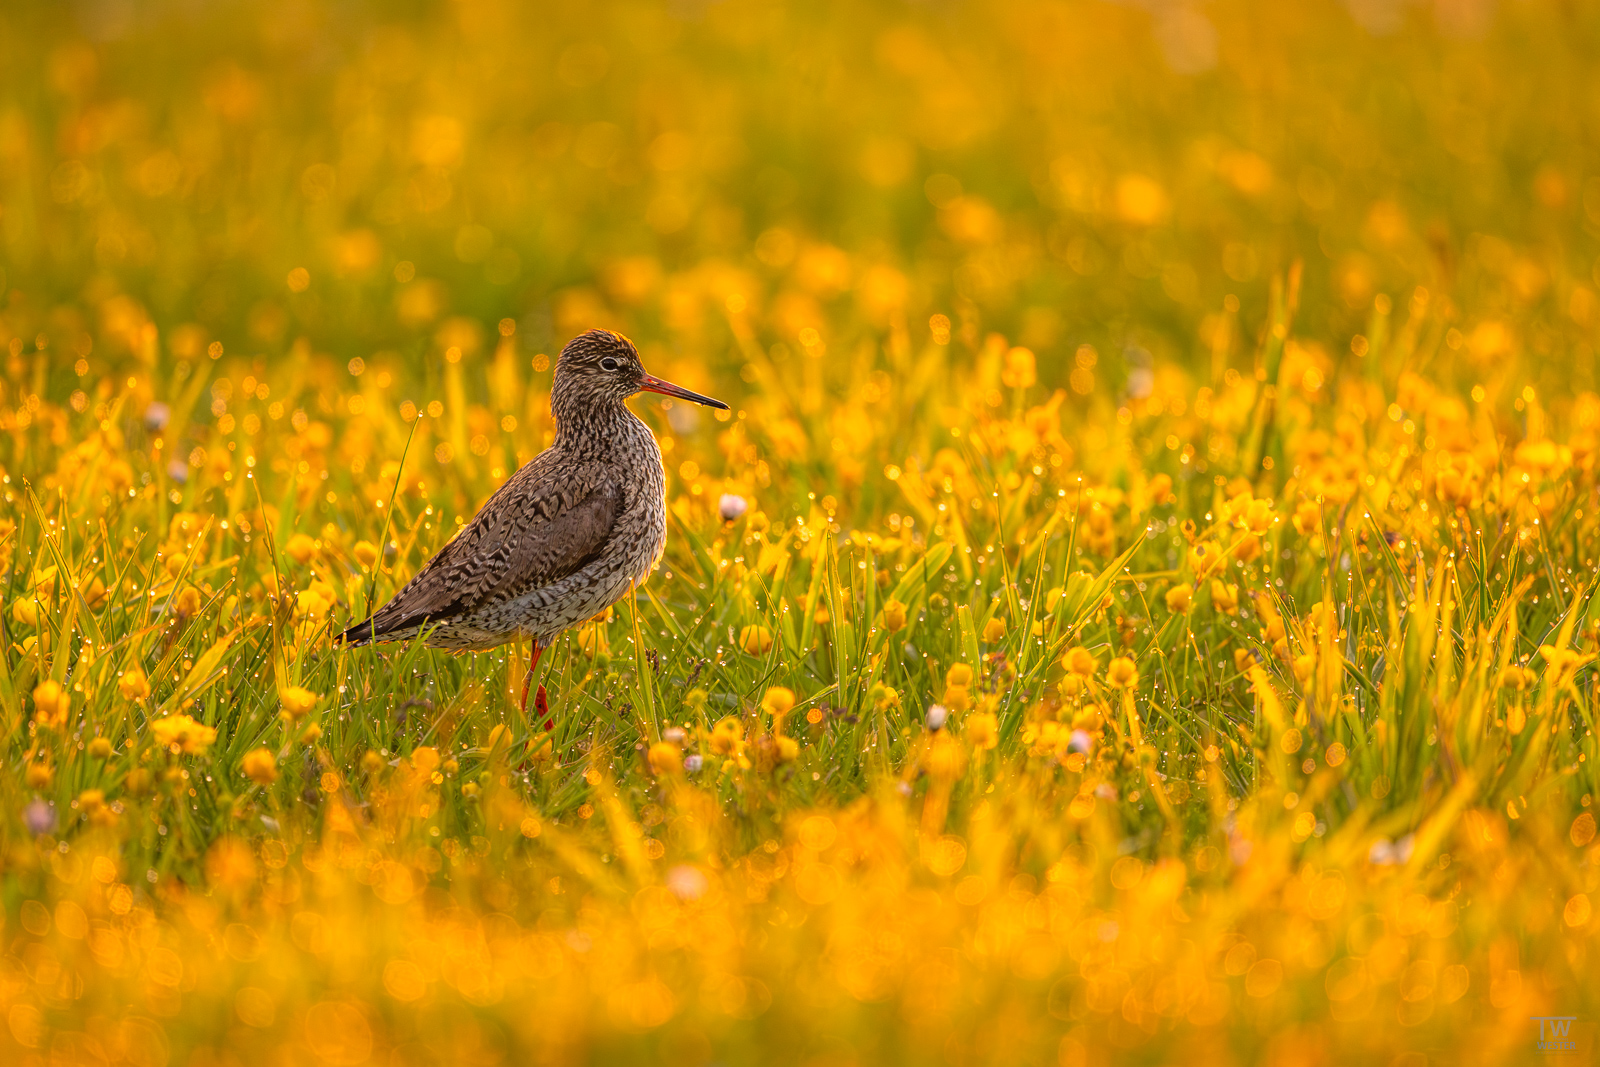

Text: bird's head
xmin=554 ymin=329 xmax=729 ymax=413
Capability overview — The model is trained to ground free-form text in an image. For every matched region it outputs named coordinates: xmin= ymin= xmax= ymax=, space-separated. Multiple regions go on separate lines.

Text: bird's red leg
xmin=519 ymin=643 xmax=545 ymax=713
xmin=518 ymin=643 xmax=555 ymax=733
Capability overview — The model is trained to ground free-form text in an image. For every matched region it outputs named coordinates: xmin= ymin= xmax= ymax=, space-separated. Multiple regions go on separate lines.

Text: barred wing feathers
xmin=339 ymin=456 xmax=620 ymax=645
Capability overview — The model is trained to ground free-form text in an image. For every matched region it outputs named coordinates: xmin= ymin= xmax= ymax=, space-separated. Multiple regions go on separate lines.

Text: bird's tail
xmin=336 ymin=618 xmax=383 ymax=647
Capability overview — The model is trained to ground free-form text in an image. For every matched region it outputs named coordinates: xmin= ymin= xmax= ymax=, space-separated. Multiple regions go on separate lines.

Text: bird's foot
xmin=536 ymin=685 xmax=551 ymax=732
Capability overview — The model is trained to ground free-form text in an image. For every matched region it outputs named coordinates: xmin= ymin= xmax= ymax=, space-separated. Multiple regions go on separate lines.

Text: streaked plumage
xmin=339 ymin=330 xmax=727 ymax=677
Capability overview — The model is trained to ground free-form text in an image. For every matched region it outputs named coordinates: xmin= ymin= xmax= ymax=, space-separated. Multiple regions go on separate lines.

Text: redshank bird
xmin=339 ymin=329 xmax=728 ymax=725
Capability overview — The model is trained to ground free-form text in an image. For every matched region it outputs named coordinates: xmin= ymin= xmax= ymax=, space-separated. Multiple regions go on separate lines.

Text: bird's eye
xmin=600 ymin=357 xmax=619 ymax=372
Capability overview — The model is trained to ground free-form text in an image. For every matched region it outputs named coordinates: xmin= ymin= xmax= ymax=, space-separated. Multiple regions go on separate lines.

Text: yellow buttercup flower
xmin=174 ymin=585 xmax=203 ymax=616
xmin=31 ymin=566 xmax=59 ymax=597
xmin=1292 ymin=499 xmax=1322 ymax=535
xmin=1506 ymin=704 xmax=1528 ymax=735
xmin=1064 ymin=647 xmax=1097 ymax=677
xmin=296 ymin=581 xmax=338 ymax=619
xmin=1147 ymin=473 xmax=1174 ymax=505
xmin=762 ymin=686 xmax=796 ymax=719
xmin=32 ymin=680 xmax=69 ymax=727
xmin=648 ymin=741 xmax=683 ymax=776
xmin=710 ymin=717 xmax=743 ymax=755
xmin=1106 ymin=657 xmax=1138 ymax=688
xmin=1189 ymin=542 xmax=1223 ymax=578
xmin=1242 ymin=498 xmax=1275 ymax=533
xmin=740 ymin=625 xmax=774 ymax=655
xmin=241 ymin=748 xmax=278 ymax=785
xmin=1001 ymin=346 xmax=1037 ymax=389
xmin=11 ymin=597 xmax=38 ymax=627
xmin=1210 ymin=581 xmax=1239 ymax=615
xmin=577 ymin=624 xmax=609 ymax=659
xmin=1498 ymin=665 xmax=1535 ymax=691
xmin=285 ymin=533 xmax=318 ymax=564
xmin=1540 ymin=645 xmax=1588 ymax=674
xmin=151 ymin=714 xmax=218 ymax=755
xmin=279 ymin=686 xmax=319 ymax=721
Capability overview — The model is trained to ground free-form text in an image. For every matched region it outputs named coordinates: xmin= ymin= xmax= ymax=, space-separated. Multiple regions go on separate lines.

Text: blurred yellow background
xmin=4 ymin=0 xmax=1595 ymax=401
xmin=3 ymin=3 xmax=1600 ymax=1065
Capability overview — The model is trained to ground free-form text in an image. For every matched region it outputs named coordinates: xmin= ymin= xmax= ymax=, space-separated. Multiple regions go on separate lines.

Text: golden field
xmin=1 ymin=0 xmax=1599 ymax=1063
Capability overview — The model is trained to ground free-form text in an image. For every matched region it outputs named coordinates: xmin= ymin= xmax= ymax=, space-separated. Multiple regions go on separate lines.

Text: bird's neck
xmin=551 ymin=394 xmax=641 ymax=454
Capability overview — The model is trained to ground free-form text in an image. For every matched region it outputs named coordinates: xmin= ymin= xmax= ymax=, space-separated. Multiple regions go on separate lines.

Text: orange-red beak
xmin=637 ymin=374 xmax=729 ymax=410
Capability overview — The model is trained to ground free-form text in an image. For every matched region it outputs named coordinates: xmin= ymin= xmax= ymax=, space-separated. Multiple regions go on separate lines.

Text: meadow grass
xmin=2 ymin=1 xmax=1600 ymax=1064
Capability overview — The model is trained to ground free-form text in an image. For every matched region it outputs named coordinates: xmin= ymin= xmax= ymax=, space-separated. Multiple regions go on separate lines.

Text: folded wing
xmin=340 ymin=460 xmax=619 ymax=645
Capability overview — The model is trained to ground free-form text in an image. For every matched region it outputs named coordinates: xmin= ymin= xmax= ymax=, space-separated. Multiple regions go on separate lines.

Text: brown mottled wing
xmin=342 ymin=456 xmax=619 ymax=643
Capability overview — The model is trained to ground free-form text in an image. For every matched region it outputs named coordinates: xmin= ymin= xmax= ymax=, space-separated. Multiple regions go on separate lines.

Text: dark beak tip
xmin=639 ymin=374 xmax=730 ymax=411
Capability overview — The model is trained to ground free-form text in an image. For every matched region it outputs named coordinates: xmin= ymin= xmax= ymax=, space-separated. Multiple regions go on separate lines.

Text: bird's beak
xmin=637 ymin=374 xmax=730 ymax=410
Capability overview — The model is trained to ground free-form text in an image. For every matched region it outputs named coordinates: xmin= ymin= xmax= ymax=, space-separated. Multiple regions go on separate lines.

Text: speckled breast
xmin=454 ymin=416 xmax=668 ymax=649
